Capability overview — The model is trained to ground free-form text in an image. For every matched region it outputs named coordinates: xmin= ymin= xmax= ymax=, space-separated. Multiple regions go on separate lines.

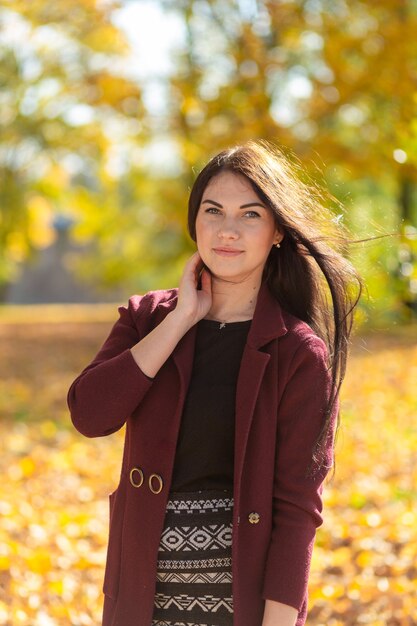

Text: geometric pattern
xmin=156 ymin=557 xmax=232 ymax=570
xmin=156 ymin=571 xmax=232 ymax=584
xmin=151 ymin=489 xmax=234 ymax=626
xmin=166 ymin=495 xmax=233 ymax=515
xmin=153 ymin=592 xmax=233 ymax=613
xmin=151 ymin=623 xmax=213 ymax=626
xmin=159 ymin=523 xmax=233 ymax=552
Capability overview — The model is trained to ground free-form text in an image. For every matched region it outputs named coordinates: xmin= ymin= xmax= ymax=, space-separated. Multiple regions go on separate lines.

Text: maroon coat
xmin=67 ymin=279 xmax=338 ymax=626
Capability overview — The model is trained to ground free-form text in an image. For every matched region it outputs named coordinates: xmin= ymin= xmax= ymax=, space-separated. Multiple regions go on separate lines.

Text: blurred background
xmin=0 ymin=1 xmax=416 ymax=625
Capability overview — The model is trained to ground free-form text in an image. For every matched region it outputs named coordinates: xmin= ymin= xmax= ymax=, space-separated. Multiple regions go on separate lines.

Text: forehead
xmin=202 ymin=171 xmax=259 ymax=198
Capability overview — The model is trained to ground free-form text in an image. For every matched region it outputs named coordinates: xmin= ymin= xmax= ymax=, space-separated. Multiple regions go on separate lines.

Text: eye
xmin=244 ymin=210 xmax=261 ymax=218
xmin=204 ymin=207 xmax=221 ymax=214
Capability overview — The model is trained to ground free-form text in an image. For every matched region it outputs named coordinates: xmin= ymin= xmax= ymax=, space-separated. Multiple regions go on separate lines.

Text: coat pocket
xmin=102 ymin=486 xmax=125 ymax=599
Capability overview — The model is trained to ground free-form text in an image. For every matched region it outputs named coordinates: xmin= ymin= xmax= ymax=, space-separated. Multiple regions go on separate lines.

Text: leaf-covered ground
xmin=0 ymin=309 xmax=416 ymax=625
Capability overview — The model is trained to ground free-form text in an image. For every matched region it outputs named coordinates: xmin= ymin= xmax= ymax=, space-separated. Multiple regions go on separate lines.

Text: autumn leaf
xmin=0 ymin=313 xmax=416 ymax=624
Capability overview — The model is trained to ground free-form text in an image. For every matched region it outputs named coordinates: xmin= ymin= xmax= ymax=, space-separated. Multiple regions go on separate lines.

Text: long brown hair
xmin=187 ymin=139 xmax=363 ymax=477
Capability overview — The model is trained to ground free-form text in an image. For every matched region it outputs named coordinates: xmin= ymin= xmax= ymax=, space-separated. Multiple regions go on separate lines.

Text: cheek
xmin=195 ymin=217 xmax=202 ymax=242
xmin=252 ymin=223 xmax=274 ymax=240
xmin=195 ymin=215 xmax=212 ymax=241
xmin=195 ymin=222 xmax=206 ymax=251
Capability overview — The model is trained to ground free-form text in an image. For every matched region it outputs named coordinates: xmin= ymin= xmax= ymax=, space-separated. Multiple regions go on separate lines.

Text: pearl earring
xmin=275 ymin=242 xmax=281 ymax=248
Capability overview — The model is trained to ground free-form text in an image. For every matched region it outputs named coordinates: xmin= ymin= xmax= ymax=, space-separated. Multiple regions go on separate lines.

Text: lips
xmin=213 ymin=248 xmax=243 ymax=256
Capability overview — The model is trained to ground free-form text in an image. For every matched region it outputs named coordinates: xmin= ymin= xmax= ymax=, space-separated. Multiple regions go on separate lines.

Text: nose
xmin=217 ymin=216 xmax=239 ymax=240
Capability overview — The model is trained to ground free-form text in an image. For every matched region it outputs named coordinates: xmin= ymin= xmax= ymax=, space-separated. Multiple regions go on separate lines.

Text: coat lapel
xmin=154 ymin=294 xmax=197 ymax=425
xmin=233 ymin=281 xmax=288 ymax=505
xmin=154 ymin=280 xmax=288 ymax=500
xmin=172 ymin=322 xmax=197 ymax=400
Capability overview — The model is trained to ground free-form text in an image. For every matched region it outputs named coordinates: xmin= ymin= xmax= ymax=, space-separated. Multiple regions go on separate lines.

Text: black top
xmin=170 ymin=318 xmax=252 ymax=492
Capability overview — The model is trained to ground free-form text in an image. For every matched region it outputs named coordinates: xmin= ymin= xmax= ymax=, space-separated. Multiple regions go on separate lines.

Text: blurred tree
xmin=298 ymin=0 xmax=417 ymax=317
xmin=157 ymin=0 xmax=416 ymax=200
xmin=154 ymin=0 xmax=417 ymax=322
xmin=1 ymin=0 xmax=416 ymax=323
xmin=0 ymin=0 xmax=145 ymax=299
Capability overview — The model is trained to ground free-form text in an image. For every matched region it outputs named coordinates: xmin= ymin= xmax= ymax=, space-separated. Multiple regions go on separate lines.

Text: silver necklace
xmin=212 ymin=288 xmax=257 ymax=329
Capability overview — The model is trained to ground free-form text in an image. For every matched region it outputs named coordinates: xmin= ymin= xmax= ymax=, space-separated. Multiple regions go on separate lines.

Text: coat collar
xmin=246 ymin=278 xmax=288 ymax=348
xmin=156 ymin=278 xmax=287 ymax=349
xmin=157 ymin=278 xmax=288 ymax=521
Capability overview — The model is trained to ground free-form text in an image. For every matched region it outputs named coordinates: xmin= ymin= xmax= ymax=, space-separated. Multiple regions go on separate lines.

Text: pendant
xmin=219 ymin=322 xmax=226 ymax=329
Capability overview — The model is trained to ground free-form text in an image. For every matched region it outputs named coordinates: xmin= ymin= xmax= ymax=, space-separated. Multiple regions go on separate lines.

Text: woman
xmin=67 ymin=140 xmax=361 ymax=626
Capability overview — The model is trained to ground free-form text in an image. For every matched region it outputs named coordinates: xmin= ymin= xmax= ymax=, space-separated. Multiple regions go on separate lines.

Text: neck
xmin=205 ymin=275 xmax=262 ymax=322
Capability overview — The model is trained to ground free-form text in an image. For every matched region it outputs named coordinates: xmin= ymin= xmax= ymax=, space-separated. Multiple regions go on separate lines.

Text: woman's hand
xmin=261 ymin=599 xmax=298 ymax=626
xmin=175 ymin=251 xmax=212 ymax=326
xmin=128 ymin=252 xmax=211 ymax=379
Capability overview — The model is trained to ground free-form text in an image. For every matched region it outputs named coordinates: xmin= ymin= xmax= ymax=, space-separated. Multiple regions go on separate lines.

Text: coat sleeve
xmin=67 ymin=294 xmax=155 ymax=438
xmin=261 ymin=335 xmax=339 ymax=611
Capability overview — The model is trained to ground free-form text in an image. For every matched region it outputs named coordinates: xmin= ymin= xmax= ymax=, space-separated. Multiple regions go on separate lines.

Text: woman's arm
xmin=262 ymin=599 xmax=298 ymax=626
xmin=130 ymin=251 xmax=214 ymax=378
xmin=67 ymin=252 xmax=212 ymax=438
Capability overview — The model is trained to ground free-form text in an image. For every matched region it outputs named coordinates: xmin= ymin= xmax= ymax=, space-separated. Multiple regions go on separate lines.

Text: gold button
xmin=149 ymin=473 xmax=163 ymax=494
xmin=129 ymin=467 xmax=144 ymax=488
xmin=248 ymin=512 xmax=260 ymax=524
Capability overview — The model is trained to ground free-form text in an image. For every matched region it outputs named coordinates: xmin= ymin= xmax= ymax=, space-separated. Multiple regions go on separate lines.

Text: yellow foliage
xmin=18 ymin=457 xmax=36 ymax=478
xmin=0 ymin=317 xmax=416 ymax=624
xmin=27 ymin=196 xmax=55 ymax=249
xmin=26 ymin=550 xmax=52 ymax=574
xmin=5 ymin=232 xmax=28 ymax=263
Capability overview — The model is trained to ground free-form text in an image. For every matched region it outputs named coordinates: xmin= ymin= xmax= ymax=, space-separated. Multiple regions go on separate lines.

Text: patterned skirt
xmin=151 ymin=489 xmax=234 ymax=626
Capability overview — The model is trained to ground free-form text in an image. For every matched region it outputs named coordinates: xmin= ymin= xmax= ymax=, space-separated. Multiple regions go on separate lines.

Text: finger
xmin=200 ymin=268 xmax=212 ymax=293
xmin=189 ymin=250 xmax=200 ymax=259
xmin=192 ymin=251 xmax=203 ymax=268
xmin=185 ymin=251 xmax=201 ymax=273
xmin=181 ymin=253 xmax=200 ymax=280
xmin=191 ymin=253 xmax=205 ymax=275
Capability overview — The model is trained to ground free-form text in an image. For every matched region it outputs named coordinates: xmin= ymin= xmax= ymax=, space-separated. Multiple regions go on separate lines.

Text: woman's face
xmin=195 ymin=171 xmax=282 ymax=283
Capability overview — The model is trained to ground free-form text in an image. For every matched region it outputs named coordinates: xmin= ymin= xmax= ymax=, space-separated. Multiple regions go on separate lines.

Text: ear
xmin=273 ymin=226 xmax=284 ymax=246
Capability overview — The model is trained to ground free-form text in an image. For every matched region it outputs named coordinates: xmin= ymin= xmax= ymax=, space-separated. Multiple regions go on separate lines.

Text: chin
xmin=212 ymin=269 xmax=255 ymax=283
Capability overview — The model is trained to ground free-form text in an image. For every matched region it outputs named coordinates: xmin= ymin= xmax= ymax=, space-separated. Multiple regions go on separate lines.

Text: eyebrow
xmin=201 ymin=199 xmax=267 ymax=209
